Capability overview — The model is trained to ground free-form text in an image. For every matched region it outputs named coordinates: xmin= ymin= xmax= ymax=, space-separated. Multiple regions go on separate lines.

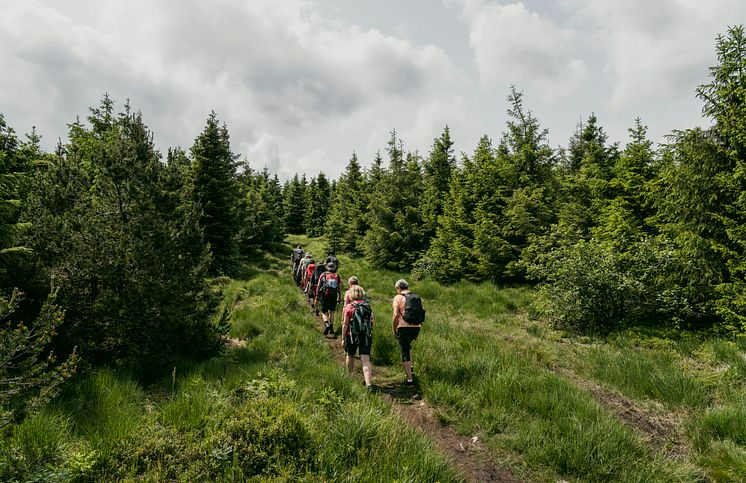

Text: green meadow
xmin=3 ymin=236 xmax=746 ymax=481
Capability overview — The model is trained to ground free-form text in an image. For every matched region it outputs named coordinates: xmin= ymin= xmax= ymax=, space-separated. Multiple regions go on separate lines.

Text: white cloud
xmin=0 ymin=0 xmax=461 ymax=178
xmin=459 ymin=1 xmax=587 ymax=101
xmin=564 ymin=0 xmax=746 ymax=109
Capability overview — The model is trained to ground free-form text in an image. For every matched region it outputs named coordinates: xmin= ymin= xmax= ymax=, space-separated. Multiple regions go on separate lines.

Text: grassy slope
xmin=3 ymin=235 xmax=746 ymax=481
xmin=293 ymin=236 xmax=745 ymax=482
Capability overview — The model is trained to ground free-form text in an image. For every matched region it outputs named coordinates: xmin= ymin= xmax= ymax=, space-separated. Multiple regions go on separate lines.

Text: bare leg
xmin=361 ymin=355 xmax=372 ymax=387
xmin=403 ymin=361 xmax=413 ymax=381
xmin=346 ymin=354 xmax=355 ymax=374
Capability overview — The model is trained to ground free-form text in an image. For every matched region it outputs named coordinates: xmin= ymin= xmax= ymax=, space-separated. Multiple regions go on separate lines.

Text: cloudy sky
xmin=1 ymin=0 xmax=743 ymax=179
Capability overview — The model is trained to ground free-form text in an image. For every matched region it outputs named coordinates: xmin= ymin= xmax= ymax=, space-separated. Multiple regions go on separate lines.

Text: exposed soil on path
xmin=551 ymin=366 xmax=691 ymax=460
xmin=305 ymin=298 xmax=521 ymax=483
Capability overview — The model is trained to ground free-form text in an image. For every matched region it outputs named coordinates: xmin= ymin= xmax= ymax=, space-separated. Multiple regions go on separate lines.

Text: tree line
xmin=292 ymin=26 xmax=746 ymax=335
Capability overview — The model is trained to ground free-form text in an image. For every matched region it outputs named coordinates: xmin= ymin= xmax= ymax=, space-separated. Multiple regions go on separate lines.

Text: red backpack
xmin=318 ymin=273 xmax=340 ymax=299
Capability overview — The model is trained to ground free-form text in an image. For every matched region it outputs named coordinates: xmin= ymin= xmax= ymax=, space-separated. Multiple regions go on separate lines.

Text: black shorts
xmin=345 ymin=334 xmax=372 ymax=356
xmin=397 ymin=327 xmax=420 ymax=362
xmin=319 ymin=295 xmax=338 ymax=313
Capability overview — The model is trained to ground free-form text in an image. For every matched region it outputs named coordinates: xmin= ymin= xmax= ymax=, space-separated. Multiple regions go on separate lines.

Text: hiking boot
xmin=323 ymin=323 xmax=331 ymax=336
xmin=366 ymin=385 xmax=374 ymax=393
xmin=404 ymin=379 xmax=415 ymax=388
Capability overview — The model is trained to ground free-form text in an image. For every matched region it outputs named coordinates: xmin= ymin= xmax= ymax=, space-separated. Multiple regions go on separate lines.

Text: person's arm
xmin=392 ymin=296 xmax=399 ymax=336
xmin=342 ymin=306 xmax=351 ymax=335
xmin=337 ymin=276 xmax=342 ymax=303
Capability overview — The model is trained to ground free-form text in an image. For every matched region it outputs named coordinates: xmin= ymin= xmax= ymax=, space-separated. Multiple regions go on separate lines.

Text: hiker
xmin=392 ymin=279 xmax=425 ymax=387
xmin=343 ymin=276 xmax=359 ymax=306
xmin=325 ymin=252 xmax=340 ymax=271
xmin=303 ymin=258 xmax=316 ymax=296
xmin=310 ymin=262 xmax=327 ymax=314
xmin=342 ymin=285 xmax=374 ymax=391
xmin=291 ymin=245 xmax=304 ymax=285
xmin=299 ymin=253 xmax=313 ymax=289
xmin=317 ymin=262 xmax=342 ymax=337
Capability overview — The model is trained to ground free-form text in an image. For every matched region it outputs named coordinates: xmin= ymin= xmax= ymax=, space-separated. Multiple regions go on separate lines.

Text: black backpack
xmin=311 ymin=265 xmax=325 ymax=287
xmin=350 ymin=301 xmax=373 ymax=344
xmin=402 ymin=293 xmax=425 ymax=325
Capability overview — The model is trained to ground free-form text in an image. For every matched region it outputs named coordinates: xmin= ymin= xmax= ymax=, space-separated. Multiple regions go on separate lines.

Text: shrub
xmin=527 ymin=236 xmax=691 ymax=333
xmin=223 ymin=398 xmax=316 ymax=478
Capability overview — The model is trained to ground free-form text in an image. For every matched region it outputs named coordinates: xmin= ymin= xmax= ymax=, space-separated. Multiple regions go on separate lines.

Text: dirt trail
xmin=308 ymin=302 xmax=520 ymax=483
xmin=551 ymin=366 xmax=690 ymax=459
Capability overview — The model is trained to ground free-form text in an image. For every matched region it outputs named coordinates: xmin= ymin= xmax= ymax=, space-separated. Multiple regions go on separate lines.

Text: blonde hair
xmin=348 ymin=276 xmax=359 ymax=286
xmin=348 ymin=285 xmax=365 ymax=300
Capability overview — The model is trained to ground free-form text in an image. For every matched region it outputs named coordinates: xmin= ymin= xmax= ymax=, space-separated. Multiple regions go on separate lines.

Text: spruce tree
xmin=425 ymin=138 xmax=492 ymax=282
xmin=421 ymin=126 xmax=455 ymax=242
xmin=324 ymin=152 xmax=367 ymax=254
xmin=284 ymin=174 xmax=307 ymax=234
xmin=0 ymin=115 xmax=29 ymax=290
xmin=694 ymin=26 xmax=746 ymax=331
xmin=362 ymin=131 xmax=425 ymax=270
xmin=558 ymin=114 xmax=619 ymax=234
xmin=305 ymin=172 xmax=331 ymax=237
xmin=190 ymin=111 xmax=240 ymax=274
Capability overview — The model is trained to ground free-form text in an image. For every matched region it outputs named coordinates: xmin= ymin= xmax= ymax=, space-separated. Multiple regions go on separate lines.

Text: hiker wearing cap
xmin=343 ymin=276 xmax=359 ymax=306
xmin=325 ymin=252 xmax=340 ymax=270
xmin=317 ymin=262 xmax=342 ymax=337
xmin=343 ymin=285 xmax=374 ymax=391
xmin=392 ymin=279 xmax=425 ymax=387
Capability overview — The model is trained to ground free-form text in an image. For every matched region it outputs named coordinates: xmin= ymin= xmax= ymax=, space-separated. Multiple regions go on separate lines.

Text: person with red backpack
xmin=392 ymin=279 xmax=425 ymax=387
xmin=299 ymin=253 xmax=313 ymax=289
xmin=342 ymin=285 xmax=374 ymax=391
xmin=317 ymin=262 xmax=342 ymax=337
xmin=303 ymin=259 xmax=316 ymax=304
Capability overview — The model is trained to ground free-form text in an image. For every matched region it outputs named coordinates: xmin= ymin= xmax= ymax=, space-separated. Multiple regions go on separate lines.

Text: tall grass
xmin=62 ymin=368 xmax=145 ymax=454
xmin=0 ymin=410 xmax=71 ymax=479
xmin=579 ymin=347 xmax=710 ymax=408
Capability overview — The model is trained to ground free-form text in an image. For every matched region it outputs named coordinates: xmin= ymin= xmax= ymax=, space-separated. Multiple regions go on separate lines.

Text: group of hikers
xmin=290 ymin=245 xmax=425 ymax=390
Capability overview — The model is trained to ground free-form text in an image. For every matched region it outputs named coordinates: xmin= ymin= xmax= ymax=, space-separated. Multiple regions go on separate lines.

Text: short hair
xmin=349 ymin=285 xmax=365 ymax=300
xmin=348 ymin=276 xmax=359 ymax=286
xmin=395 ymin=279 xmax=409 ymax=290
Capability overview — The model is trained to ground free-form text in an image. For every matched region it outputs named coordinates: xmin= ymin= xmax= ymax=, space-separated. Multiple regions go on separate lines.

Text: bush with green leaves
xmin=528 ymin=236 xmax=691 ymax=333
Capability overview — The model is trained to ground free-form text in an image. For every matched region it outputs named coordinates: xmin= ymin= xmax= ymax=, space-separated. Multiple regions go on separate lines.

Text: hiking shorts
xmin=344 ymin=334 xmax=372 ymax=357
xmin=397 ymin=327 xmax=420 ymax=362
xmin=320 ymin=295 xmax=338 ymax=313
